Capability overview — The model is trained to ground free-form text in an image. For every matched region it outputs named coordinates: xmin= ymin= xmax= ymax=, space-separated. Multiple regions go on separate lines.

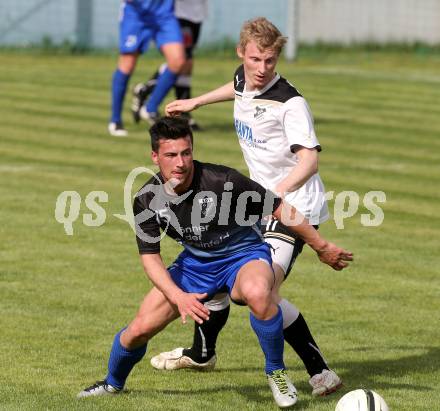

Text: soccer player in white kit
xmin=161 ymin=17 xmax=344 ymax=398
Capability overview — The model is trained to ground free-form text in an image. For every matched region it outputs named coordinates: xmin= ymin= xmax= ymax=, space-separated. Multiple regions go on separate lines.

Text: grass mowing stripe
xmin=320 ymin=140 xmax=440 ymax=166
xmin=316 ymin=120 xmax=433 ymax=146
xmin=315 ymin=98 xmax=440 ymax=121
xmin=313 ymin=96 xmax=440 ymax=119
xmin=0 ymin=92 xmax=108 ymax=113
xmin=304 ymin=75 xmax=440 ymax=97
xmin=297 ymin=65 xmax=440 ymax=85
xmin=319 ymin=123 xmax=440 ymax=152
xmin=301 ymin=80 xmax=440 ymax=108
xmin=0 ymin=101 xmax=107 ymax=123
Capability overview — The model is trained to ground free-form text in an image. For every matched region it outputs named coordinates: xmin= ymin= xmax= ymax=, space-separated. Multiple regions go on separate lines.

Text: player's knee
xmin=242 ymin=284 xmax=272 ymax=313
xmin=249 ymin=300 xmax=275 ymax=320
xmin=167 ymin=55 xmax=186 ymax=73
xmin=117 ymin=54 xmax=137 ymax=75
xmin=127 ymin=320 xmax=152 ymax=345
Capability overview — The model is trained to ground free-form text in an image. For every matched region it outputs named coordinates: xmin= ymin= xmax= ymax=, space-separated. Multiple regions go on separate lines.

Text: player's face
xmin=152 ymin=136 xmax=194 ymax=193
xmin=237 ymin=40 xmax=279 ymax=91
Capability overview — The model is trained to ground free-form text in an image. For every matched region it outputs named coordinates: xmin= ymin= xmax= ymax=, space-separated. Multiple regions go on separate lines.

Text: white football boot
xmin=77 ymin=380 xmax=120 ymax=398
xmin=131 ymin=81 xmax=155 ymax=123
xmin=309 ymin=369 xmax=342 ymax=396
xmin=267 ymin=369 xmax=298 ymax=408
xmin=150 ymin=347 xmax=216 ymax=371
xmin=108 ymin=122 xmax=128 ymax=137
xmin=139 ymin=106 xmax=159 ymax=125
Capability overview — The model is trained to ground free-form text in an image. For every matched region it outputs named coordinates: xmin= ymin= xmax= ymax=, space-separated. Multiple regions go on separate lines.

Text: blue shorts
xmin=168 ymin=243 xmax=273 ymax=300
xmin=119 ymin=2 xmax=182 ymax=54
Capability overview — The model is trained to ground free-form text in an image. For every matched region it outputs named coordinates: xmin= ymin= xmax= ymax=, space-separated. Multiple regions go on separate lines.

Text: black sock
xmin=183 ymin=305 xmax=230 ymax=363
xmin=175 ymin=85 xmax=191 ymax=100
xmin=144 ymin=71 xmax=159 ymax=89
xmin=150 ymin=70 xmax=159 ymax=81
xmin=283 ymin=313 xmax=329 ymax=377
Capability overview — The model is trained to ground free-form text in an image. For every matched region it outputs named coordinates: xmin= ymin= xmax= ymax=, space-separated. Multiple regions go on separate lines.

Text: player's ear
xmin=151 ymin=150 xmax=159 ymax=165
xmin=236 ymin=46 xmax=243 ymax=58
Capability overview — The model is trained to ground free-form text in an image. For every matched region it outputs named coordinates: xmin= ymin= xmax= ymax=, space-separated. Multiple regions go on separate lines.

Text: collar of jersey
xmin=242 ymin=73 xmax=280 ymax=98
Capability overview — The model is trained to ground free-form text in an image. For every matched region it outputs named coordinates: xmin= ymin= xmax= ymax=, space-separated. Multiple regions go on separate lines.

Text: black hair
xmin=149 ymin=116 xmax=193 ymax=152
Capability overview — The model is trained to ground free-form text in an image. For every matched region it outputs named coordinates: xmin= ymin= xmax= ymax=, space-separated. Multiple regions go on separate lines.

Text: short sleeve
xmin=233 ymin=65 xmax=245 ymax=93
xmin=133 ymin=192 xmax=161 ymax=254
xmin=281 ymin=97 xmax=322 ymax=153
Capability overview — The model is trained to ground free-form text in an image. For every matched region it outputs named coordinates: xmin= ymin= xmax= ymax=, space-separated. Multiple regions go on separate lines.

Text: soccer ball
xmin=335 ymin=389 xmax=389 ymax=411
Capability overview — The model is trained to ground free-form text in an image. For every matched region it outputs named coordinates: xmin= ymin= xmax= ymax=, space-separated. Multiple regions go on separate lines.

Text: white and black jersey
xmin=134 ymin=161 xmax=281 ymax=258
xmin=233 ymin=65 xmax=329 ymax=225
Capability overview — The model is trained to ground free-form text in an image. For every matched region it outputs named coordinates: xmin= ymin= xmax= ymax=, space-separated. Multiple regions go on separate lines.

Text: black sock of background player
xmin=183 ymin=305 xmax=230 ymax=363
xmin=283 ymin=313 xmax=329 ymax=377
xmin=175 ymin=85 xmax=191 ymax=100
xmin=150 ymin=70 xmax=159 ymax=81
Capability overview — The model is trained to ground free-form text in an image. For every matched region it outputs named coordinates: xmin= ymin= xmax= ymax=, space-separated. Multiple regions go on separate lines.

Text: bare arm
xmin=272 ymin=201 xmax=353 ymax=270
xmin=275 ymin=147 xmax=319 ymax=196
xmin=140 ymin=253 xmax=209 ymax=324
xmin=165 ymin=81 xmax=235 ymax=116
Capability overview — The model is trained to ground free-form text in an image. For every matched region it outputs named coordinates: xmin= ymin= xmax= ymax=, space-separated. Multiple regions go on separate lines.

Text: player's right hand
xmin=174 ymin=291 xmax=210 ymax=325
xmin=316 ymin=242 xmax=353 ymax=270
xmin=165 ymin=99 xmax=198 ymax=116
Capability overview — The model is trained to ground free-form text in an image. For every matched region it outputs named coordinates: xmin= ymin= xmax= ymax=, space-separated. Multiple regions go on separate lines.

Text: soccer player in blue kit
xmin=78 ymin=117 xmax=352 ymax=407
xmin=131 ymin=0 xmax=208 ymax=130
xmin=109 ymin=0 xmax=185 ymax=137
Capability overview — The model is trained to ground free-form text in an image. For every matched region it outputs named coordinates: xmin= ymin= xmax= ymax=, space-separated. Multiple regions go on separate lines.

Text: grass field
xmin=1 ymin=49 xmax=440 ymax=410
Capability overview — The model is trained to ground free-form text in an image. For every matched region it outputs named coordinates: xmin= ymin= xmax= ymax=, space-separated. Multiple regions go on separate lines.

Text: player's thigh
xmin=265 ymin=237 xmax=296 ymax=277
xmin=262 ymin=217 xmax=307 ymax=279
xmin=156 ymin=17 xmax=185 ymax=71
xmin=271 ymin=263 xmax=286 ymax=296
xmin=204 ymin=293 xmax=230 ymax=310
xmin=127 ymin=286 xmax=178 ymax=340
xmin=231 ymin=259 xmax=275 ymax=303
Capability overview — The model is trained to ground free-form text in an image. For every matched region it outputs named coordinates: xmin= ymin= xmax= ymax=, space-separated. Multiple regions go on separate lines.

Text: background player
xmin=131 ymin=0 xmax=208 ymax=130
xmin=77 ymin=117 xmax=352 ymax=408
xmin=160 ymin=17 xmax=343 ymax=397
xmin=109 ymin=0 xmax=185 ymax=137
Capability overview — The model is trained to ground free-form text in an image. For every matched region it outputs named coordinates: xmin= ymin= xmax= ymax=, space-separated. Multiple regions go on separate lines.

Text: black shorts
xmin=178 ymin=18 xmax=202 ymax=58
xmin=261 ymin=216 xmax=318 ymax=278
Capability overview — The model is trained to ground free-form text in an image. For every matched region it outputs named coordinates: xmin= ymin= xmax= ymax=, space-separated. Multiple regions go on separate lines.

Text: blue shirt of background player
xmin=124 ymin=0 xmax=175 ymax=19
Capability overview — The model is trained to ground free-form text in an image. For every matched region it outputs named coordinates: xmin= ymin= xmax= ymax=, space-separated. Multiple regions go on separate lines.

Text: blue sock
xmin=111 ymin=69 xmax=130 ymax=123
xmin=250 ymin=306 xmax=285 ymax=374
xmin=146 ymin=67 xmax=178 ymax=113
xmin=105 ymin=329 xmax=147 ymax=389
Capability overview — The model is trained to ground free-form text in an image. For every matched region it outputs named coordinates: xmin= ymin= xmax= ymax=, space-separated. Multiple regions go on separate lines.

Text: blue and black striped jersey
xmin=134 ymin=160 xmax=281 ymax=258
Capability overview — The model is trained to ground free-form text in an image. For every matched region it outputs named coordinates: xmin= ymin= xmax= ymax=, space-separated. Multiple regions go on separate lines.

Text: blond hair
xmin=238 ymin=17 xmax=287 ymax=56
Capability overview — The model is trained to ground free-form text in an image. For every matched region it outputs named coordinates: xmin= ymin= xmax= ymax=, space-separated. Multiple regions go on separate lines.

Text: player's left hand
xmin=165 ymin=98 xmax=198 ymax=116
xmin=316 ymin=242 xmax=353 ymax=270
xmin=174 ymin=291 xmax=210 ymax=325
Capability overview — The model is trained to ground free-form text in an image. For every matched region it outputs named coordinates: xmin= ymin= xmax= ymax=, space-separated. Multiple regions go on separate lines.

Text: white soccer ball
xmin=335 ymin=389 xmax=389 ymax=411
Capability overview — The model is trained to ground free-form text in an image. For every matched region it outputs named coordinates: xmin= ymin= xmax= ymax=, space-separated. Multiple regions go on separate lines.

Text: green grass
xmin=1 ymin=50 xmax=439 ymax=410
